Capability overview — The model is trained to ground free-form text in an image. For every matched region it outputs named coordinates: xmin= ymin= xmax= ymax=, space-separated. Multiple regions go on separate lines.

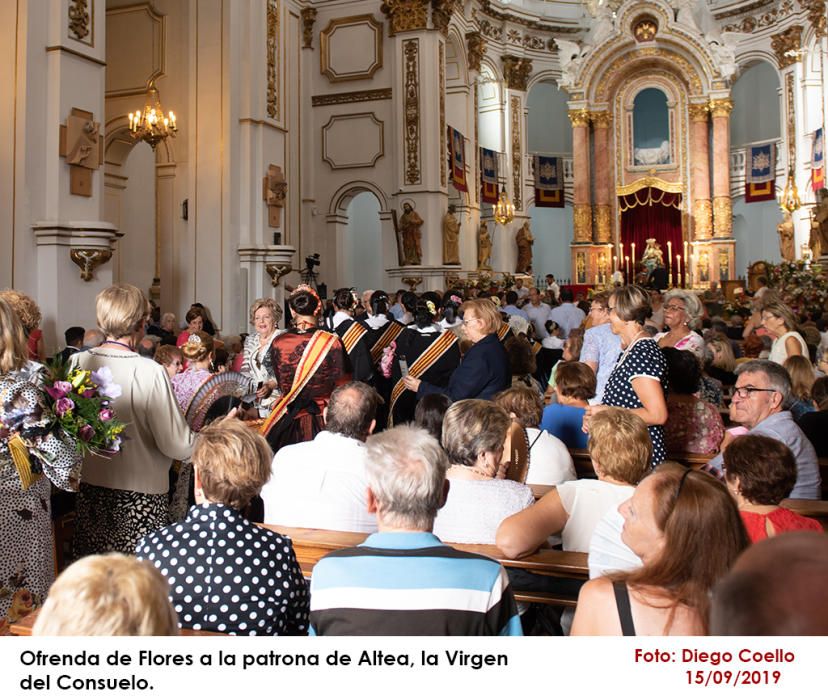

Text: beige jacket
xmin=70 ymin=349 xmax=195 ymax=494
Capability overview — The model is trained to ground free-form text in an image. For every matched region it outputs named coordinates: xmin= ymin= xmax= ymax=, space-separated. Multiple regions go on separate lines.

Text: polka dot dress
xmin=602 ymin=337 xmax=669 ymax=465
xmin=136 ymin=503 xmax=309 ymax=635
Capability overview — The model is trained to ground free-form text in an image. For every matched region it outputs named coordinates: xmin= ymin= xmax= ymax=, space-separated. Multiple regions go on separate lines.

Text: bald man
xmin=710 ymin=532 xmax=828 ymax=635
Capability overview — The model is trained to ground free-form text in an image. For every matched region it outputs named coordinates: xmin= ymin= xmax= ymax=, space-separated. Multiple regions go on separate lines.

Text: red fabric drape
xmin=619 ymin=188 xmax=683 ymax=283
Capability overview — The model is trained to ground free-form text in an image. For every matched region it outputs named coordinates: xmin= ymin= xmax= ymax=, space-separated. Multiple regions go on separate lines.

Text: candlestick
xmin=677 ymin=255 xmax=682 ymax=288
xmin=683 ymin=240 xmax=689 ymax=267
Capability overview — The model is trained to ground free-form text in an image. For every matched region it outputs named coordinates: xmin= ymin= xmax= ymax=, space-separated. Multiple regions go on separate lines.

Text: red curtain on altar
xmin=619 ymin=188 xmax=683 ymax=284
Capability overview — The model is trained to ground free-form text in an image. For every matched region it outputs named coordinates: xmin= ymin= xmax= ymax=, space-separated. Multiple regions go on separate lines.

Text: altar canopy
xmin=618 ymin=187 xmax=683 ymax=283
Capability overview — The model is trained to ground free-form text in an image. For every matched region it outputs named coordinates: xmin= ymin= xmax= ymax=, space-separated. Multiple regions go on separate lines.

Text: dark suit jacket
xmin=418 ymin=332 xmax=510 ymax=401
xmin=59 ymin=346 xmax=80 ymax=364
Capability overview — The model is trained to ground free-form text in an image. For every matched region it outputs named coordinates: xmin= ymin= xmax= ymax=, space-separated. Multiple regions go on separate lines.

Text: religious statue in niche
xmin=59 ymin=108 xmax=102 ymax=197
xmin=442 ymin=205 xmax=461 ymax=265
xmin=515 ymin=221 xmax=534 ymax=274
xmin=263 ymin=164 xmax=287 ymax=228
xmin=640 ymin=238 xmax=665 ymax=273
xmin=777 ymin=213 xmax=795 ymax=262
xmin=576 ymin=251 xmax=587 ymax=284
xmin=698 ymin=248 xmax=710 ymax=283
xmin=478 ymin=221 xmax=492 ymax=270
xmin=632 ymin=88 xmax=671 ymax=166
xmin=399 ymin=202 xmax=424 ymax=266
xmin=718 ymin=249 xmax=730 ymax=281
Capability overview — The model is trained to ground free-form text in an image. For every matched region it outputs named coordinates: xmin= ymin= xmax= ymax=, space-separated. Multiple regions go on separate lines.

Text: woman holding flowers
xmin=70 ymin=284 xmax=195 ymax=556
xmin=0 ymin=298 xmax=82 ymax=634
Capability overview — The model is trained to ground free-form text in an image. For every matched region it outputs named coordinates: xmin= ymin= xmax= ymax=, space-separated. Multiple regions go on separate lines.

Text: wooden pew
xmin=9 ymin=608 xmax=224 ymax=636
xmin=782 ymin=499 xmax=828 ymax=531
xmin=567 ymin=448 xmax=716 ymax=476
xmin=260 ymin=524 xmax=589 ymax=608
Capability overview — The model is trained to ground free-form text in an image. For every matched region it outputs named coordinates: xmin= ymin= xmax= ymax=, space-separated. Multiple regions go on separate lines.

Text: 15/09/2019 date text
xmin=686 ymin=670 xmax=781 ymax=686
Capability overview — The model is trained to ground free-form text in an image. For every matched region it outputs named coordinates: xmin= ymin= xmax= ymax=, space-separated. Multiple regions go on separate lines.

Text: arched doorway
xmin=345 ymin=192 xmax=383 ymax=290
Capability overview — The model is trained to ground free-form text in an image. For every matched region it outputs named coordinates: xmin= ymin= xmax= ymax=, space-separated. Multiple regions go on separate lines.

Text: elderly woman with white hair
xmin=241 ymin=297 xmax=284 ymax=413
xmin=654 ymin=289 xmax=705 ymax=360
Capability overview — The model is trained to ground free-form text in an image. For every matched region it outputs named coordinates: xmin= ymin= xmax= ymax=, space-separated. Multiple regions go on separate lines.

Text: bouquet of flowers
xmin=766 ymin=260 xmax=828 ymax=319
xmin=43 ymin=365 xmax=126 ymax=456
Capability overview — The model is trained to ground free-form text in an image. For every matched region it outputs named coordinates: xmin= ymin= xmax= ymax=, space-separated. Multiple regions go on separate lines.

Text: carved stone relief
xmin=266 ymin=0 xmax=279 ymax=120
xmin=403 ymin=39 xmax=421 ymax=185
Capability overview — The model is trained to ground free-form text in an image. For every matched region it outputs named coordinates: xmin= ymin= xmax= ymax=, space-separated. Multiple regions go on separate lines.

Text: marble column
xmin=569 ymin=109 xmax=592 ymax=243
xmin=710 ymin=98 xmax=734 ymax=238
xmin=688 ymin=103 xmax=712 ymax=240
xmin=591 ymin=111 xmax=612 ymax=244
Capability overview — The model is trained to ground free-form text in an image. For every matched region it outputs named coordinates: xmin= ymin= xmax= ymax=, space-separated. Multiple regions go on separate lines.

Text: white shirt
xmin=331 ymin=310 xmax=352 ymax=331
xmin=549 ymin=302 xmax=586 ymax=339
xmin=433 ymin=477 xmax=535 ymax=544
xmin=260 ymin=431 xmax=377 ymax=533
xmin=588 ymin=507 xmax=642 ymax=578
xmin=556 ymin=480 xmax=634 ymax=553
xmin=525 ymin=302 xmax=552 ymax=339
xmin=515 ymin=286 xmax=530 ymax=299
xmin=525 ymin=428 xmax=576 ymax=486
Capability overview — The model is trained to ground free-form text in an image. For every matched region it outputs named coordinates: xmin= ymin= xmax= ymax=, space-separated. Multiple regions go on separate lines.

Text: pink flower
xmin=82 ymin=389 xmax=96 ymax=398
xmin=79 ymin=424 xmax=95 ymax=442
xmin=46 ymin=381 xmax=73 ymax=400
xmin=55 ymin=397 xmax=74 ymax=417
xmin=99 ymin=408 xmax=113 ymax=422
xmin=379 ymin=341 xmax=396 ymax=379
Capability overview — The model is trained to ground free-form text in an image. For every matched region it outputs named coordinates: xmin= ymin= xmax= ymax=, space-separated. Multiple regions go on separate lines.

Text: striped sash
xmin=340 ymin=321 xmax=368 ymax=354
xmin=496 ymin=323 xmax=509 ymax=342
xmin=532 ymin=341 xmax=542 ymax=355
xmin=388 ymin=331 xmax=458 ymax=426
xmin=259 ymin=330 xmax=337 ymax=436
xmin=370 ymin=322 xmax=405 ymax=364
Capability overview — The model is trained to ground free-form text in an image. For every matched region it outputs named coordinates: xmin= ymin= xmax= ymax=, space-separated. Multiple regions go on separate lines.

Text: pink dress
xmin=664 ymin=396 xmax=725 ymax=455
xmin=171 ymin=368 xmax=212 ymax=413
xmin=655 ymin=330 xmax=705 ymax=361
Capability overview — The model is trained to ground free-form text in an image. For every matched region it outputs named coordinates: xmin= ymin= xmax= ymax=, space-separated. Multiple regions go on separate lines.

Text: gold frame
xmin=320 ymin=14 xmax=383 ymax=83
xmin=321 ymin=112 xmax=385 ymax=170
xmin=616 ymin=176 xmax=684 ymax=196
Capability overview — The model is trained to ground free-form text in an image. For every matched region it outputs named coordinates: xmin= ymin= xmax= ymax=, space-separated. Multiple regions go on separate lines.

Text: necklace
xmin=102 ymin=339 xmax=133 ymax=351
xmin=619 ymin=330 xmax=648 ymax=363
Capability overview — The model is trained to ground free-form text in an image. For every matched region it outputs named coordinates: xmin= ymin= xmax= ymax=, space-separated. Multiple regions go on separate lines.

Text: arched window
xmin=633 ymin=88 xmax=670 ymax=165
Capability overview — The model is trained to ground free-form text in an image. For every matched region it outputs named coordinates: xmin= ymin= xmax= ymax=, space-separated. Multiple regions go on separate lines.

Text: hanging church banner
xmin=448 ymin=127 xmax=467 ymax=192
xmin=813 ymin=128 xmax=824 ymax=191
xmin=480 ymin=147 xmax=499 ymax=204
xmin=533 ymin=155 xmax=564 ymax=208
xmin=745 ymin=141 xmax=777 ymax=203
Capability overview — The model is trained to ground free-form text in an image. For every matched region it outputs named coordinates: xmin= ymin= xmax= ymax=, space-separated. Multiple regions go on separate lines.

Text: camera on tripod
xmin=305 ymin=253 xmax=320 ymax=270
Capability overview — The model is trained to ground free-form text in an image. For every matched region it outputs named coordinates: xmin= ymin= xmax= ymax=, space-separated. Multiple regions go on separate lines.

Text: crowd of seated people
xmin=2 ymin=274 xmax=826 ymax=639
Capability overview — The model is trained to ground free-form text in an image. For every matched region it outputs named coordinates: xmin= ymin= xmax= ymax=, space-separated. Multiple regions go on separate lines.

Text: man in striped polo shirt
xmin=309 ymin=425 xmax=522 ymax=636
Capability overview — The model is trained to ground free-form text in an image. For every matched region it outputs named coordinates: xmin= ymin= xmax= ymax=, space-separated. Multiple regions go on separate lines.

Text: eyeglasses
xmin=663 ymin=304 xmax=686 ymax=312
xmin=732 ymin=386 xmax=779 ymax=399
xmin=462 ymin=317 xmax=480 ymax=325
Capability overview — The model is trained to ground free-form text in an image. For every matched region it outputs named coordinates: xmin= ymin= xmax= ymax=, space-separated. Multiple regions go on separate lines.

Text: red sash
xmin=388 ymin=331 xmax=458 ymax=427
xmin=259 ymin=330 xmax=337 ymax=436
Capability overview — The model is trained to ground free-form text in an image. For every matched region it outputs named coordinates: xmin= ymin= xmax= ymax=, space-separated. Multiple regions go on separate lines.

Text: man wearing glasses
xmin=708 ymin=360 xmax=820 ymax=499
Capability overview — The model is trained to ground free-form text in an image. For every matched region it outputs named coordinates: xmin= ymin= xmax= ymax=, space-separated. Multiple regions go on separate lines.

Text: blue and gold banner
xmin=533 ymin=155 xmax=564 ymax=208
xmin=745 ymin=141 xmax=776 ymax=203
xmin=480 ymin=147 xmax=498 ymax=204
xmin=448 ymin=127 xmax=467 ymax=192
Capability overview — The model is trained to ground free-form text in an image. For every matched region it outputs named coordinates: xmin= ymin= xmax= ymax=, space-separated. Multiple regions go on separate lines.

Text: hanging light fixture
xmin=128 ymin=80 xmax=177 ymax=150
xmin=780 ymin=167 xmax=801 ymax=213
xmin=493 ymin=190 xmax=515 ymax=225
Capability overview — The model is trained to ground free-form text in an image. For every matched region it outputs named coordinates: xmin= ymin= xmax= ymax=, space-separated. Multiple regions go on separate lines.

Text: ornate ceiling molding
xmin=771 ymin=25 xmax=803 ymax=70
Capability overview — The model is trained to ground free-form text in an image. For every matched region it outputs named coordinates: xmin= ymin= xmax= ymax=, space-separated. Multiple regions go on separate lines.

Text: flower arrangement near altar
xmin=766 ymin=260 xmax=828 ymax=318
xmin=43 ymin=365 xmax=126 ymax=456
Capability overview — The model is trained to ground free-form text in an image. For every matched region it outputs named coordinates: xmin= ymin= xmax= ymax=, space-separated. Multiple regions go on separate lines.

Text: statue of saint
xmin=778 ymin=213 xmax=795 ymax=262
xmin=442 ymin=205 xmax=461 ymax=264
xmin=399 ymin=202 xmax=424 ymax=266
xmin=515 ymin=221 xmax=534 ymax=273
xmin=478 ymin=221 xmax=492 ymax=270
xmin=640 ymin=238 xmax=665 ymax=272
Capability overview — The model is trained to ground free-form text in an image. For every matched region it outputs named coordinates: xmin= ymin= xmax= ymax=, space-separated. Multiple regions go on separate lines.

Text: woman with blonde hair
xmin=70 ymin=283 xmax=194 ymax=556
xmin=571 ymin=464 xmax=749 ymax=635
xmin=762 ymin=299 xmax=807 ymax=364
xmin=433 ymin=400 xmax=534 ymax=544
xmin=783 ymin=354 xmax=816 ymax=420
xmin=0 ymin=298 xmax=82 ymax=635
xmin=403 ymin=298 xmax=510 ymax=401
xmin=32 ymin=553 xmax=179 ymax=636
xmin=654 ymin=289 xmax=705 ymax=360
xmin=171 ymin=330 xmax=215 ymax=412
xmin=137 ymin=419 xmax=308 ymax=635
xmin=706 ymin=336 xmax=737 ymax=387
xmin=0 ymin=289 xmax=44 ymax=363
xmin=240 ymin=298 xmax=284 ymax=413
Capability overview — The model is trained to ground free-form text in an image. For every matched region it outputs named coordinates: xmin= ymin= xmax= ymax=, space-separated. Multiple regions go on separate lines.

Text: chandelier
xmin=128 ymin=80 xmax=177 ymax=150
xmin=493 ymin=190 xmax=515 ymax=225
xmin=780 ymin=167 xmax=801 ymax=213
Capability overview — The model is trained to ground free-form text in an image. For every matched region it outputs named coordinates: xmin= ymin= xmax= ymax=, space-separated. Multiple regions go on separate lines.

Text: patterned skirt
xmin=74 ymin=483 xmax=171 ymax=558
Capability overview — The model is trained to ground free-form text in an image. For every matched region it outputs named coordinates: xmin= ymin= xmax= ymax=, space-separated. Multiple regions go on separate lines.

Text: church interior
xmin=0 ymin=0 xmax=825 ymax=348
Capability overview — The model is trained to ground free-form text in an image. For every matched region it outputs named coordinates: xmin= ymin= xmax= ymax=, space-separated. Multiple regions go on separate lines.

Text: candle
xmin=683 ymin=240 xmax=689 ymax=265
xmin=631 ymin=243 xmax=636 ymax=265
xmin=677 ymin=255 xmax=682 ymax=287
xmin=625 ymin=255 xmax=630 ymax=280
xmin=613 ymin=255 xmax=618 ymax=272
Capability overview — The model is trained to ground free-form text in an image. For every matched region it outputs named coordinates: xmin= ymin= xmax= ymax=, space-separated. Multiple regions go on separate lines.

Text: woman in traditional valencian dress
xmin=388 ymin=295 xmax=460 ymax=427
xmin=0 ymin=298 xmax=82 ymax=634
xmin=171 ymin=331 xmax=215 ymax=412
xmin=328 ymin=288 xmax=373 ymax=383
xmin=261 ymin=286 xmax=349 ymax=451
